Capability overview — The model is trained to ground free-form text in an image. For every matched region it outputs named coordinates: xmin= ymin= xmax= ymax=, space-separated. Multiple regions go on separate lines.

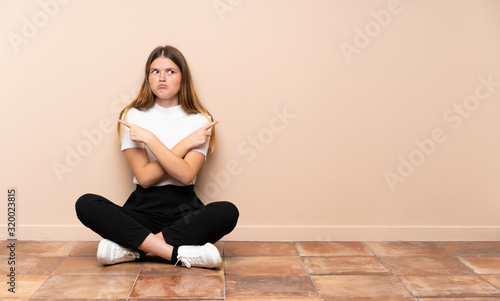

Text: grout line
xmin=433 ymin=241 xmax=500 ymax=293
xmin=126 ymin=260 xmax=144 ymax=301
xmin=361 ymin=241 xmax=419 ymax=300
xmin=222 ymin=241 xmax=226 ymax=301
xmin=292 ymin=241 xmax=324 ymax=301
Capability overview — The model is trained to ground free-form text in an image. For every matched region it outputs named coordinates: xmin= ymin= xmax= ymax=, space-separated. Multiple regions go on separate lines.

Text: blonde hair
xmin=117 ymin=45 xmax=216 ymax=153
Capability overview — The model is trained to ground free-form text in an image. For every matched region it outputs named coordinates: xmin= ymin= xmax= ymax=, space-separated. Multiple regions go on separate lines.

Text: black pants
xmin=75 ymin=184 xmax=239 ymax=251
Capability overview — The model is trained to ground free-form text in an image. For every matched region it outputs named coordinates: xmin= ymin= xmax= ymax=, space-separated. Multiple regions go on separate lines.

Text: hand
xmin=185 ymin=120 xmax=219 ymax=149
xmin=118 ymin=119 xmax=154 ymax=144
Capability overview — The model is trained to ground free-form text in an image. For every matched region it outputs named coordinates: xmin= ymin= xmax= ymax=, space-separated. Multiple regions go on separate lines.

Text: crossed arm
xmin=118 ymin=119 xmax=218 ymax=188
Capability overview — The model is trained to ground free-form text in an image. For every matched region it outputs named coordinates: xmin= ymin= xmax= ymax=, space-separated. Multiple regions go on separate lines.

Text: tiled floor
xmin=0 ymin=241 xmax=500 ymax=300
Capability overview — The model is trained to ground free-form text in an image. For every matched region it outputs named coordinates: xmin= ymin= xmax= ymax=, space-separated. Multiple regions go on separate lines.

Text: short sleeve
xmin=190 ymin=115 xmax=211 ymax=157
xmin=121 ymin=109 xmax=145 ymax=151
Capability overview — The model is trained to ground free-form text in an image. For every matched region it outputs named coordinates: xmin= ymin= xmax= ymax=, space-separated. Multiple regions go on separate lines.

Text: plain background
xmin=1 ymin=0 xmax=499 ymax=241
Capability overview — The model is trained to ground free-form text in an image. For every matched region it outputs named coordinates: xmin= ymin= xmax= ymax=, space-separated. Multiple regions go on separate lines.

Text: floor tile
xmin=420 ymin=298 xmax=498 ymax=301
xmin=303 ymin=256 xmax=390 ymax=275
xmin=382 ymin=256 xmax=473 ymax=276
xmin=130 ymin=299 xmax=223 ymax=301
xmin=323 ymin=299 xmax=416 ymax=301
xmin=457 ymin=256 xmax=500 ymax=274
xmin=224 ymin=241 xmax=298 ymax=256
xmin=227 ymin=299 xmax=320 ymax=301
xmin=0 ymin=241 xmax=79 ymax=257
xmin=32 ymin=275 xmax=135 ymax=299
xmin=311 ymin=275 xmax=412 ymax=299
xmin=366 ymin=242 xmax=449 ymax=257
xmin=69 ymin=241 xmax=99 ymax=256
xmin=54 ymin=256 xmax=142 ymax=275
xmin=141 ymin=258 xmax=223 ymax=276
xmin=225 ymin=256 xmax=308 ymax=276
xmin=0 ymin=256 xmax=65 ymax=275
xmin=130 ymin=275 xmax=223 ymax=299
xmin=295 ymin=242 xmax=372 ymax=256
xmin=31 ymin=299 xmax=126 ymax=301
xmin=437 ymin=242 xmax=500 ymax=255
xmin=400 ymin=275 xmax=500 ymax=297
xmin=0 ymin=275 xmax=49 ymax=299
xmin=483 ymin=275 xmax=500 ymax=288
xmin=226 ymin=275 xmax=319 ymax=299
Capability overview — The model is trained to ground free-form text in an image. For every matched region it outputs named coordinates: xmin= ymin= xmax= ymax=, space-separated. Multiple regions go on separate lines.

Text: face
xmin=148 ymin=57 xmax=182 ymax=104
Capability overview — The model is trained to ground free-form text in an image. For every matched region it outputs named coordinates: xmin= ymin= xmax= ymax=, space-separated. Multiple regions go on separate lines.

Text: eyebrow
xmin=150 ymin=67 xmax=178 ymax=71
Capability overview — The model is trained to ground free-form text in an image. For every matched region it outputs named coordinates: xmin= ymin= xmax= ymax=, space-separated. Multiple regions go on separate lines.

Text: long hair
xmin=117 ymin=45 xmax=216 ymax=153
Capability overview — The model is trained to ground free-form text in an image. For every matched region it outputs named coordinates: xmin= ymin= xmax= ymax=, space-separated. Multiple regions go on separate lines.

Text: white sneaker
xmin=97 ymin=239 xmax=140 ymax=265
xmin=176 ymin=243 xmax=222 ymax=269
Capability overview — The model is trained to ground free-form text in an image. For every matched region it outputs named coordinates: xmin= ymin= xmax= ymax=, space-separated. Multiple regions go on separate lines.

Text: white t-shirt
xmin=121 ymin=103 xmax=211 ymax=186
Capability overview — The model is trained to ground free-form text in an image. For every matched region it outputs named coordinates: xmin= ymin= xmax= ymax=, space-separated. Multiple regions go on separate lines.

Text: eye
xmin=167 ymin=70 xmax=175 ymax=75
xmin=150 ymin=69 xmax=159 ymax=74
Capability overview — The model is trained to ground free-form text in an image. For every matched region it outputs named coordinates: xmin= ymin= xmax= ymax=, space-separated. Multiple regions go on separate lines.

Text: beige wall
xmin=1 ymin=0 xmax=499 ymax=241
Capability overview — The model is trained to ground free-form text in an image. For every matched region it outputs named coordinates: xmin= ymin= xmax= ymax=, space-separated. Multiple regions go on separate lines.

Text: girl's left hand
xmin=184 ymin=120 xmax=219 ymax=149
xmin=118 ymin=119 xmax=154 ymax=144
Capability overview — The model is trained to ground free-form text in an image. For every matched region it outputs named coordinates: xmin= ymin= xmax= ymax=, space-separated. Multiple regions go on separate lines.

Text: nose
xmin=159 ymin=71 xmax=167 ymax=82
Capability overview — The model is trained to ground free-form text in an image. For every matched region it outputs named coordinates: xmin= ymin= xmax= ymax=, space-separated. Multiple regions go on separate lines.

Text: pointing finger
xmin=202 ymin=120 xmax=219 ymax=130
xmin=118 ymin=119 xmax=133 ymax=128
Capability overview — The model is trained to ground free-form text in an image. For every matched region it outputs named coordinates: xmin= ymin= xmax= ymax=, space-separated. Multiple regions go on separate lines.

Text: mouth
xmin=158 ymin=84 xmax=168 ymax=88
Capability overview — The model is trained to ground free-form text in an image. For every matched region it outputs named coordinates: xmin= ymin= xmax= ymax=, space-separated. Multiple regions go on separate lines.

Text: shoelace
xmin=176 ymin=252 xmax=203 ymax=268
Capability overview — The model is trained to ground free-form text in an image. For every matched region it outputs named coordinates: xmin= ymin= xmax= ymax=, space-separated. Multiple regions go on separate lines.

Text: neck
xmin=155 ymin=97 xmax=179 ymax=108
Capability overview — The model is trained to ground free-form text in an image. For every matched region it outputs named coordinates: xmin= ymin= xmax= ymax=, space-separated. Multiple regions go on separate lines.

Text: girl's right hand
xmin=118 ymin=119 xmax=154 ymax=145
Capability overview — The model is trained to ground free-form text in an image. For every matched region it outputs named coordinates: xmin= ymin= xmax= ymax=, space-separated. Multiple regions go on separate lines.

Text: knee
xmin=218 ymin=201 xmax=239 ymax=226
xmin=75 ymin=193 xmax=98 ymax=219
